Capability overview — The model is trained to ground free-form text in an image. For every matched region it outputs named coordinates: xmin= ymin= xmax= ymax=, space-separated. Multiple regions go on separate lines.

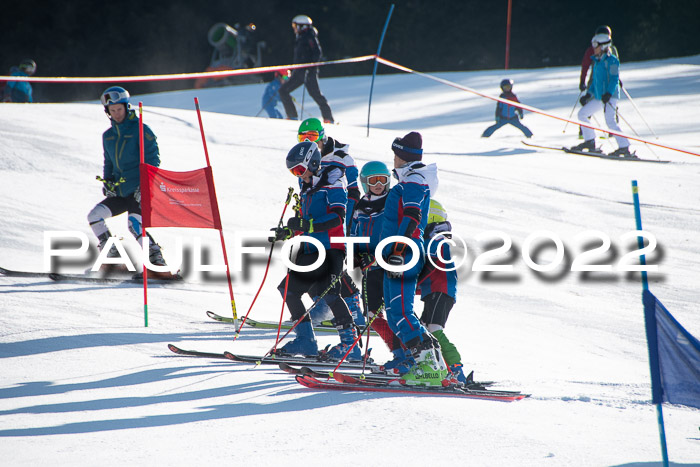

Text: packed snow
xmin=1 ymin=55 xmax=699 ymax=466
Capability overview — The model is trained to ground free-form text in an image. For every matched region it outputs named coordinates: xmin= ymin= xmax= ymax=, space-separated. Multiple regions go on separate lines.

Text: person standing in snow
xmin=297 ymin=118 xmax=365 ymax=328
xmin=277 ymin=15 xmax=334 ymax=123
xmin=577 ymin=25 xmax=620 ymax=139
xmin=569 ymin=32 xmax=633 ymax=157
xmin=261 ymin=69 xmax=289 ymax=119
xmin=87 ymin=86 xmax=170 ymax=273
xmin=481 ymin=79 xmax=533 ymax=138
xmin=380 ymin=131 xmax=448 ymax=386
xmin=416 ymin=199 xmax=468 ymax=385
xmin=3 ymin=59 xmax=36 ymax=103
xmin=270 ymin=141 xmax=361 ymax=360
xmin=351 ymin=160 xmax=408 ymax=372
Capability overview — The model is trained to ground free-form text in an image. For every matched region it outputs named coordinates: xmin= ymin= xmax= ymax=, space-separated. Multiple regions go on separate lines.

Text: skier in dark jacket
xmin=277 ymin=15 xmax=334 ymax=123
xmin=270 ymin=141 xmax=360 ymax=360
xmin=481 ymin=79 xmax=532 ymax=138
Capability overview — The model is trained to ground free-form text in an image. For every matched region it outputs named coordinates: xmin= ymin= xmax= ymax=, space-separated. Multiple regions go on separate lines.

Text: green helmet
xmin=298 ymin=117 xmax=326 ymax=144
xmin=359 ymin=161 xmax=391 ymax=195
xmin=428 ymin=199 xmax=448 ymax=224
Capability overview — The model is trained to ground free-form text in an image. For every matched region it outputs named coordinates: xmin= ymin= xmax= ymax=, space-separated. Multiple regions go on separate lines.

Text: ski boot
xmin=568 ymin=139 xmax=598 ymax=153
xmin=401 ymin=336 xmax=449 ymax=387
xmin=345 ymin=292 xmax=366 ymax=327
xmin=608 ymin=146 xmax=636 ymax=158
xmin=308 ymin=296 xmax=334 ymax=326
xmin=277 ymin=320 xmax=319 ymax=357
xmin=449 ymin=363 xmax=468 ymax=386
xmin=381 ymin=347 xmax=413 ymax=375
xmin=323 ymin=324 xmax=362 ymax=361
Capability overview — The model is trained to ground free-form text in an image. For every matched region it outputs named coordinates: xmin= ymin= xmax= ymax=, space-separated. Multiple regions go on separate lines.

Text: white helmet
xmin=292 ymin=15 xmax=312 ymax=26
xmin=591 ymin=33 xmax=612 ymax=51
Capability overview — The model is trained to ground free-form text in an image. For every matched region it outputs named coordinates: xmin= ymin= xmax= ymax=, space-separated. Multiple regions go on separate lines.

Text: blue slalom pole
xmin=366 ymin=4 xmax=395 ymax=137
xmin=632 ymin=180 xmax=669 ymax=467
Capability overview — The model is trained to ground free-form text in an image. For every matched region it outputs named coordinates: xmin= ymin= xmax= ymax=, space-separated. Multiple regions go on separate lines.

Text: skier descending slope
xmin=380 ymin=131 xmax=448 ymax=386
xmin=269 ymin=141 xmax=361 ymax=360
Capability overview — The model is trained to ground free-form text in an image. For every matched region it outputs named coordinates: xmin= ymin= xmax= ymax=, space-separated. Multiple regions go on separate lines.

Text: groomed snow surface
xmin=1 ymin=55 xmax=699 ymax=466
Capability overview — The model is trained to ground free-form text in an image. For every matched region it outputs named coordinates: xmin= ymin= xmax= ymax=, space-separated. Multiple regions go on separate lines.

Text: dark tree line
xmin=2 ymin=0 xmax=698 ymax=102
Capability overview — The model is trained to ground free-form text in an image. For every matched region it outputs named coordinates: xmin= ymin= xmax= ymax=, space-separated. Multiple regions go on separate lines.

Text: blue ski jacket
xmin=3 ymin=67 xmax=33 ymax=103
xmin=297 ymin=166 xmax=347 ymax=254
xmin=102 ymin=109 xmax=160 ymax=197
xmin=588 ymin=51 xmax=621 ymax=100
xmin=351 ymin=192 xmax=387 ymax=265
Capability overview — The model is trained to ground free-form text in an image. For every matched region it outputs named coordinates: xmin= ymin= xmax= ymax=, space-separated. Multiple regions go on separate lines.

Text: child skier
xmin=261 ymin=69 xmax=289 ymax=119
xmin=351 ymin=161 xmax=407 ymax=371
xmin=297 ymin=118 xmax=365 ymax=329
xmin=380 ymin=131 xmax=448 ymax=386
xmin=270 ymin=141 xmax=361 ymax=360
xmin=481 ymin=79 xmax=533 ymax=138
xmin=416 ymin=199 xmax=467 ymax=385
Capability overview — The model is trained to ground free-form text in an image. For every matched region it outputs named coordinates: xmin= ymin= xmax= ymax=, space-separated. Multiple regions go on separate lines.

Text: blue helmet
xmin=100 ymin=86 xmax=130 ymax=113
xmin=359 ymin=160 xmax=391 ymax=194
xmin=286 ymin=141 xmax=321 ymax=176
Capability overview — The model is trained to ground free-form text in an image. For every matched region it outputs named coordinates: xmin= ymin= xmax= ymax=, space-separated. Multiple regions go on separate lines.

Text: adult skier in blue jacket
xmin=570 ymin=32 xmax=633 ymax=157
xmin=87 ymin=86 xmax=168 ymax=271
xmin=380 ymin=131 xmax=448 ymax=386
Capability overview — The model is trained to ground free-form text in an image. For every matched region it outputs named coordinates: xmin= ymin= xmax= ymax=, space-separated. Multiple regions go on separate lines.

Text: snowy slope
xmin=1 ymin=56 xmax=699 ymax=467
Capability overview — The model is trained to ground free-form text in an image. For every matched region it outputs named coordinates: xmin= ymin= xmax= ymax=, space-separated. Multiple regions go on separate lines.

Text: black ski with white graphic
xmin=0 ymin=266 xmax=55 ymax=278
xmin=522 ymin=141 xmax=670 ymax=163
xmin=168 ymin=344 xmax=228 ymax=359
xmin=50 ymin=272 xmax=183 ymax=285
xmin=223 ymin=351 xmax=380 ymax=371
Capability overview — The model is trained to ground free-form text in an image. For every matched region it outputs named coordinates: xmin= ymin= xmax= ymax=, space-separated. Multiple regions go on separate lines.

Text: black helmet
xmin=286 ymin=141 xmax=322 ymax=176
xmin=500 ymin=78 xmax=513 ymax=91
xmin=19 ymin=59 xmax=36 ymax=76
xmin=595 ymin=25 xmax=612 ymax=36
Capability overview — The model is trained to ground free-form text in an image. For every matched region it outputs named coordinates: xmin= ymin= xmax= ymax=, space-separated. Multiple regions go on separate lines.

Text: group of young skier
xmin=269 ymin=119 xmax=465 ymax=387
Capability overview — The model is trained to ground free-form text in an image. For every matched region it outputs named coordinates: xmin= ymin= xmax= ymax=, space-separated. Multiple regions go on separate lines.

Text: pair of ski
xmin=205 ymin=311 xmax=378 ymax=336
xmin=168 ymin=344 xmax=527 ymax=401
xmin=0 ymin=265 xmax=182 ymax=285
xmin=522 ymin=141 xmax=670 ymax=163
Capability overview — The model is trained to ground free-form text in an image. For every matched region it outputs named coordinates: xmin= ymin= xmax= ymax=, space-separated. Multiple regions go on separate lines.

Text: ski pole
xmin=563 ymin=90 xmax=585 ymax=133
xmin=232 ymin=187 xmax=295 ymax=339
xmin=610 ymin=103 xmax=661 ymax=159
xmin=299 ymin=70 xmax=307 ymax=121
xmin=622 ymin=86 xmax=658 ymax=138
xmin=256 ymin=272 xmax=345 ymax=366
xmin=325 ymin=306 xmax=383 ymax=380
xmin=96 ymin=175 xmax=126 ymax=190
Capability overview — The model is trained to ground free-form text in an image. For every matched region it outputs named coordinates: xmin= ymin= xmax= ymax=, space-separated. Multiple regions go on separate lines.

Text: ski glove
xmin=385 ymin=254 xmax=405 ymax=279
xmin=102 ymin=185 xmax=117 ymax=198
xmin=133 ymin=187 xmax=141 ymax=203
xmin=602 ymin=93 xmax=612 ymax=104
xmin=269 ymin=227 xmax=293 ymax=243
xmin=359 ymin=253 xmax=376 ymax=272
xmin=579 ymin=82 xmax=587 ymax=92
xmin=287 ymin=217 xmax=313 ymax=233
xmin=580 ymin=94 xmax=592 ymax=106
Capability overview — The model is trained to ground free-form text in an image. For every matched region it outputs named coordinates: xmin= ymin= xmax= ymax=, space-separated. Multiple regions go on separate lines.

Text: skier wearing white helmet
xmin=278 ymin=15 xmax=335 ymax=123
xmin=570 ymin=32 xmax=633 ymax=158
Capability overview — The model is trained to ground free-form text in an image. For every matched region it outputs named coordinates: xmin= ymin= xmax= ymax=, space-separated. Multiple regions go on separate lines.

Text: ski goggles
xmin=101 ymin=89 xmax=129 ymax=106
xmin=298 ymin=130 xmax=321 ymax=143
xmin=289 ymin=163 xmax=308 ymax=177
xmin=366 ymin=175 xmax=389 ymax=186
